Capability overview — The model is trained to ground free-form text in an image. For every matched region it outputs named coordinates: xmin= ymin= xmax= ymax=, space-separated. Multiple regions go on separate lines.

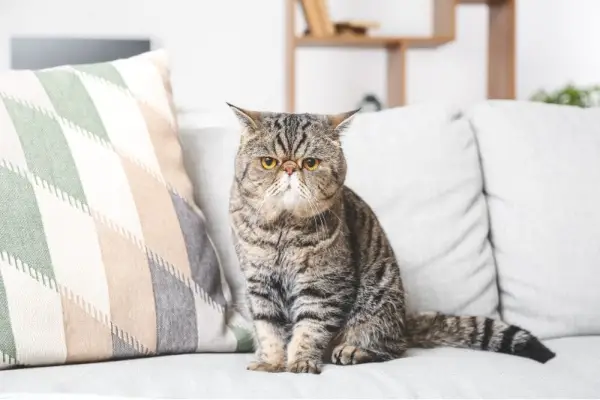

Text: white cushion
xmin=180 ymin=123 xmax=246 ymax=303
xmin=343 ymin=105 xmax=498 ymax=316
xmin=468 ymin=100 xmax=600 ymax=339
xmin=0 ymin=337 xmax=598 ymax=398
xmin=180 ymin=104 xmax=499 ymax=318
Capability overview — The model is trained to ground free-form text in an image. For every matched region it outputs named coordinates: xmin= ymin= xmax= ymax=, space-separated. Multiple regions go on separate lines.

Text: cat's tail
xmin=406 ymin=311 xmax=556 ymax=364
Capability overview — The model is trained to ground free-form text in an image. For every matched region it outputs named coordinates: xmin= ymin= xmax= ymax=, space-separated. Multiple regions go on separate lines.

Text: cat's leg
xmin=332 ymin=317 xmax=407 ymax=365
xmin=332 ymin=301 xmax=408 ymax=365
xmin=286 ymin=312 xmax=341 ymax=374
xmin=286 ymin=277 xmax=349 ymax=374
xmin=245 ymin=270 xmax=290 ymax=373
xmin=248 ymin=320 xmax=288 ymax=372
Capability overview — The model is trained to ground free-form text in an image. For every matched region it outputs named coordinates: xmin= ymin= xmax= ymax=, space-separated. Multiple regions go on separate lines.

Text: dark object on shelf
xmin=358 ymin=94 xmax=383 ymax=112
xmin=11 ymin=37 xmax=151 ymax=70
xmin=335 ymin=21 xmax=381 ymax=36
xmin=303 ymin=20 xmax=380 ymax=37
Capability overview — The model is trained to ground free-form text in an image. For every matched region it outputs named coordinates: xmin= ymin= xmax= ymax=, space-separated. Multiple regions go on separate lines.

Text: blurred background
xmin=1 ymin=0 xmax=599 ymax=117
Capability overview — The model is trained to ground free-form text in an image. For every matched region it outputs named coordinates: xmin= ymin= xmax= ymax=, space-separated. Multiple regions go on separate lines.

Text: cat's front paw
xmin=332 ymin=344 xmax=375 ymax=365
xmin=287 ymin=359 xmax=322 ymax=374
xmin=247 ymin=361 xmax=286 ymax=373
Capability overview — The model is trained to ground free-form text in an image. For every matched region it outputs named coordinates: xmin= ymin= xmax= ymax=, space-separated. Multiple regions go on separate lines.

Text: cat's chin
xmin=282 ymin=190 xmax=301 ymax=211
xmin=260 ymin=198 xmax=316 ymax=221
xmin=261 ymin=190 xmax=335 ymax=221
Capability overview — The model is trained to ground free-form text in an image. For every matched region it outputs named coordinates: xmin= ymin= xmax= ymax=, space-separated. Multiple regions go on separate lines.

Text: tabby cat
xmin=227 ymin=104 xmax=556 ymax=374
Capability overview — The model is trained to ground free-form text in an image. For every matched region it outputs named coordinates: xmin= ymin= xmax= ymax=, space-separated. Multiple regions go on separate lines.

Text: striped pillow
xmin=0 ymin=50 xmax=251 ymax=369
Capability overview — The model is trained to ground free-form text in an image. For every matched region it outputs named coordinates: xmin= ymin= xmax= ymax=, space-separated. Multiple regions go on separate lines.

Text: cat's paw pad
xmin=246 ymin=361 xmax=286 ymax=373
xmin=287 ymin=359 xmax=322 ymax=374
xmin=332 ymin=345 xmax=374 ymax=365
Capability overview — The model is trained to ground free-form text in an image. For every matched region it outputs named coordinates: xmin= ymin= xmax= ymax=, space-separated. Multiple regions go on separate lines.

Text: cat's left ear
xmin=226 ymin=103 xmax=261 ymax=132
xmin=328 ymin=109 xmax=361 ymax=134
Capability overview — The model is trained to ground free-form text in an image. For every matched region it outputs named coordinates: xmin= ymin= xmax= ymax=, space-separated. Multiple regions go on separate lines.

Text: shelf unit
xmin=285 ymin=0 xmax=516 ymax=112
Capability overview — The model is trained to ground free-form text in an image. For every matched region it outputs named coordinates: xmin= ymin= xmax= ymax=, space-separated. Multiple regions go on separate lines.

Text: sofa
xmin=0 ymin=55 xmax=599 ymax=397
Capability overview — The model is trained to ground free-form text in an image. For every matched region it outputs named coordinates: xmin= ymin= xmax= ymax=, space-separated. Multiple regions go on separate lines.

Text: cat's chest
xmin=270 ymin=227 xmax=308 ymax=267
xmin=237 ymin=221 xmax=307 ymax=257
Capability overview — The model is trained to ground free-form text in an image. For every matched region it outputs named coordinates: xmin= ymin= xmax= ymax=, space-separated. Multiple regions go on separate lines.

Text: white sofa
xmin=0 ymin=100 xmax=599 ymax=399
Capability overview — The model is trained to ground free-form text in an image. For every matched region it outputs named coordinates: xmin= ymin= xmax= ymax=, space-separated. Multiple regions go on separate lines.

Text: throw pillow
xmin=0 ymin=50 xmax=249 ymax=369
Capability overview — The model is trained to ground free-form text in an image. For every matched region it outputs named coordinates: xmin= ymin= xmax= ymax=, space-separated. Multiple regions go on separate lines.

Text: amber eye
xmin=261 ymin=157 xmax=277 ymax=170
xmin=303 ymin=158 xmax=320 ymax=171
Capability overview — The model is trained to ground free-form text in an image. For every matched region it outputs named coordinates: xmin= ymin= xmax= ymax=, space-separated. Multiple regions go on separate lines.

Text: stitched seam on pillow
xmin=0 ymin=92 xmax=197 ymax=211
xmin=69 ymin=67 xmax=175 ymax=129
xmin=0 ymin=350 xmax=17 ymax=366
xmin=0 ymin=159 xmax=224 ymax=313
xmin=0 ymin=251 xmax=154 ymax=358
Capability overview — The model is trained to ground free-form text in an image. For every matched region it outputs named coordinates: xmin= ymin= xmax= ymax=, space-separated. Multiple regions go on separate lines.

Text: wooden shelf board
xmin=459 ymin=0 xmax=506 ymax=4
xmin=405 ymin=36 xmax=454 ymax=48
xmin=296 ymin=35 xmax=452 ymax=49
xmin=296 ymin=35 xmax=403 ymax=48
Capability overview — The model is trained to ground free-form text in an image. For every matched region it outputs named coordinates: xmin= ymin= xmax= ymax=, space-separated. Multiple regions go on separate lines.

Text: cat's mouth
xmin=264 ymin=174 xmax=310 ymax=212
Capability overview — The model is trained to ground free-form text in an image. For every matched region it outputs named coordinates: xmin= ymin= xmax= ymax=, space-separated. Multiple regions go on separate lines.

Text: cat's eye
xmin=261 ymin=157 xmax=277 ymax=170
xmin=303 ymin=158 xmax=320 ymax=171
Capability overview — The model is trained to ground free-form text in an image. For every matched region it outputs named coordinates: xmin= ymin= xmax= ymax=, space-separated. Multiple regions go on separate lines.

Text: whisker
xmin=265 ymin=178 xmax=287 ymax=198
xmin=308 ymin=202 xmax=323 ymax=243
xmin=325 ymin=207 xmax=344 ymax=225
xmin=304 ymin=185 xmax=342 ymax=255
xmin=297 ymin=186 xmax=323 ymax=243
xmin=304 ymin=182 xmax=344 ymax=227
xmin=298 ymin=183 xmax=337 ymax=257
xmin=299 ymin=184 xmax=328 ymax=231
xmin=250 ymin=198 xmax=267 ymax=226
xmin=307 ymin=198 xmax=325 ymax=245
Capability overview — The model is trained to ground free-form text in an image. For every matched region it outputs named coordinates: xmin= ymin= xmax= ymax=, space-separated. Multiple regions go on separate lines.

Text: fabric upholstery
xmin=0 ymin=337 xmax=597 ymax=398
xmin=0 ymin=50 xmax=249 ymax=370
xmin=469 ymin=100 xmax=600 ymax=339
xmin=180 ymin=124 xmax=246 ymax=305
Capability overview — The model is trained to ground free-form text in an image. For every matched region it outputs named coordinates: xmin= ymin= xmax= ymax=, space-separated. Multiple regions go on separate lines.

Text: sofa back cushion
xmin=181 ymin=104 xmax=499 ymax=318
xmin=469 ymin=100 xmax=600 ymax=339
xmin=0 ymin=50 xmax=247 ymax=369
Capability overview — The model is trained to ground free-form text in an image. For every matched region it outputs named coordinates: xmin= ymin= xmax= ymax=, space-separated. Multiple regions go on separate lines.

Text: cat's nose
xmin=282 ymin=161 xmax=298 ymax=176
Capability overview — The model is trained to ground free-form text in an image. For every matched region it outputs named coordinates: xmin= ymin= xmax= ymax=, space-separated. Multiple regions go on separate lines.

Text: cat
xmin=227 ymin=103 xmax=556 ymax=374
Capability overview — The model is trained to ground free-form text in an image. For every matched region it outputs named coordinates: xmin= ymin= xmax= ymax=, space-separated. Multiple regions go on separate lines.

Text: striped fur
xmin=227 ymin=104 xmax=556 ymax=374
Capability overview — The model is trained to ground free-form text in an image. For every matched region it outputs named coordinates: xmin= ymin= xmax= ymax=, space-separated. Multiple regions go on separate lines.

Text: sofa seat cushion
xmin=1 ymin=337 xmax=598 ymax=399
xmin=468 ymin=100 xmax=600 ymax=339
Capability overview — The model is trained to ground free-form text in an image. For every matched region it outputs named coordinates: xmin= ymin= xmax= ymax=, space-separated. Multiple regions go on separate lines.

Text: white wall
xmin=518 ymin=0 xmax=600 ymax=99
xmin=1 ymin=0 xmax=599 ymax=116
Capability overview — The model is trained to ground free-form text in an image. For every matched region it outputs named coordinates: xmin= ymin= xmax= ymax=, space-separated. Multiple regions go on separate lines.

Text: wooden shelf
xmin=285 ymin=0 xmax=516 ymax=112
xmin=404 ymin=37 xmax=455 ymax=49
xmin=296 ymin=35 xmax=402 ymax=48
xmin=459 ymin=0 xmax=505 ymax=4
xmin=296 ymin=35 xmax=453 ymax=49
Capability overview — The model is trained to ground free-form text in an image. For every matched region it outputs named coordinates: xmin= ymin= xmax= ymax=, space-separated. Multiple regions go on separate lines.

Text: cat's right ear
xmin=226 ymin=103 xmax=261 ymax=132
xmin=328 ymin=108 xmax=361 ymax=135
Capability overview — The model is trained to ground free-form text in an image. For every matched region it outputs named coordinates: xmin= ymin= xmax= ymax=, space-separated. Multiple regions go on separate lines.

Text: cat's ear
xmin=226 ymin=103 xmax=261 ymax=132
xmin=328 ymin=109 xmax=361 ymax=134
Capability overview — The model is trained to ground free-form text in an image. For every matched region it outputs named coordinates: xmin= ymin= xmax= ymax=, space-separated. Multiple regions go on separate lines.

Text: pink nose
xmin=282 ymin=161 xmax=297 ymax=176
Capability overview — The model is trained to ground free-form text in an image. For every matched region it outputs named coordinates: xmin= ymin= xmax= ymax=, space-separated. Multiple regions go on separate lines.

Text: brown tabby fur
xmin=227 ymin=104 xmax=556 ymax=374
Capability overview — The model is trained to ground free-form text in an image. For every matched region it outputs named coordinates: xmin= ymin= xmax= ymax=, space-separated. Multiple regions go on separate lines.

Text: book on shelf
xmin=299 ymin=0 xmax=335 ymax=37
xmin=299 ymin=0 xmax=325 ymax=37
xmin=315 ymin=0 xmax=335 ymax=36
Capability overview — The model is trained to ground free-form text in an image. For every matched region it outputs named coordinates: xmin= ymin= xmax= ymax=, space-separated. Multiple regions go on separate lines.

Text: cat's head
xmin=228 ymin=103 xmax=359 ymax=219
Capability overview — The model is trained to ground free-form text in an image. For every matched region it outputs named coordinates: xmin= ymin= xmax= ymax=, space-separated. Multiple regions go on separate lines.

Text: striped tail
xmin=406 ymin=312 xmax=556 ymax=364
